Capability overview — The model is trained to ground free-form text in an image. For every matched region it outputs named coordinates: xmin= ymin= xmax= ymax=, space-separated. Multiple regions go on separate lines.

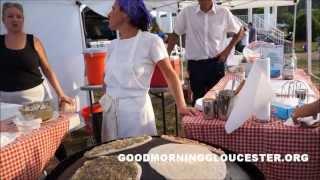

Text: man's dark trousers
xmin=187 ymin=58 xmax=225 ymax=105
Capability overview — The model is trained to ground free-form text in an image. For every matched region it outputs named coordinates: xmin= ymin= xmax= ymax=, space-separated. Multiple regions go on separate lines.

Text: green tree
xmin=298 ymin=0 xmax=320 ymax=10
xmin=292 ymin=9 xmax=320 ymax=41
xmin=314 ymin=9 xmax=320 ymax=22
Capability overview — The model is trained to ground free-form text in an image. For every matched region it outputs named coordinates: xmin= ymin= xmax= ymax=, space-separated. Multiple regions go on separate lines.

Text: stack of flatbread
xmin=70 ymin=135 xmax=227 ymax=180
xmin=84 ymin=136 xmax=152 ymax=158
xmin=71 ymin=156 xmax=141 ymax=180
xmin=70 ymin=136 xmax=151 ymax=180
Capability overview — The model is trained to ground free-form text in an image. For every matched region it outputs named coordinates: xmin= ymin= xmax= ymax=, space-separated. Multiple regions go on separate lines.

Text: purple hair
xmin=117 ymin=0 xmax=152 ymax=31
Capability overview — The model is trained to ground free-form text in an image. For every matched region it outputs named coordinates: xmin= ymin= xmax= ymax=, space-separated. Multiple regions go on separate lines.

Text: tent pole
xmin=306 ymin=0 xmax=312 ymax=75
xmin=177 ymin=1 xmax=184 ymax=82
xmin=0 ymin=1 xmax=2 ymax=34
xmin=78 ymin=3 xmax=87 ymax=51
xmin=292 ymin=2 xmax=297 ymax=51
xmin=179 ymin=35 xmax=184 ymax=81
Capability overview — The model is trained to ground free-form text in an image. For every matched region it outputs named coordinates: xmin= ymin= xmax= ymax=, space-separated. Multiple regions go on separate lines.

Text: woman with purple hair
xmin=100 ymin=0 xmax=197 ymax=142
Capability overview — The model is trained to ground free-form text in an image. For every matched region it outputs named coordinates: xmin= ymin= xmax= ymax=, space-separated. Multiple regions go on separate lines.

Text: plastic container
xmin=282 ymin=54 xmax=296 ymax=80
xmin=151 ymin=58 xmax=181 ymax=87
xmin=271 ymin=102 xmax=294 ymax=121
xmin=270 ymin=68 xmax=281 ymax=78
xmin=282 ymin=63 xmax=295 ymax=80
xmin=83 ymin=49 xmax=106 ymax=85
xmin=80 ymin=104 xmax=103 ymax=136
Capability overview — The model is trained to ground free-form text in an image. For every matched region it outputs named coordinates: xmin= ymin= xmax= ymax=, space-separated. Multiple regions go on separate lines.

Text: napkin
xmin=13 ymin=118 xmax=42 ymax=134
xmin=0 ymin=132 xmax=19 ymax=148
xmin=285 ymin=114 xmax=320 ymax=127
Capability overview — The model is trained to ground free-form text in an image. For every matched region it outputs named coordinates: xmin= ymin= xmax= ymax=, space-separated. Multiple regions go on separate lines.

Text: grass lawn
xmin=295 ymin=42 xmax=318 ymax=53
xmin=295 ymin=45 xmax=320 ymax=87
xmin=297 ymin=58 xmax=320 ymax=87
xmin=294 ymin=41 xmax=320 ymax=87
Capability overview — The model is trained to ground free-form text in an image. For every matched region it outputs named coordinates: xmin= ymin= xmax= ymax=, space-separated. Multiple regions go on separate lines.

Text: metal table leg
xmin=161 ymin=92 xmax=166 ymax=135
xmin=175 ymin=104 xmax=178 ymax=136
xmin=88 ymin=90 xmax=94 ymax=115
xmin=80 ymin=85 xmax=104 ymax=145
xmin=88 ymin=90 xmax=97 ymax=144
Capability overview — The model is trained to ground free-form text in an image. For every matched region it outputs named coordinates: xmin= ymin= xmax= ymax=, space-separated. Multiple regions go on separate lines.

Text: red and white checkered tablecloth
xmin=182 ymin=69 xmax=320 ymax=180
xmin=0 ymin=114 xmax=70 ymax=180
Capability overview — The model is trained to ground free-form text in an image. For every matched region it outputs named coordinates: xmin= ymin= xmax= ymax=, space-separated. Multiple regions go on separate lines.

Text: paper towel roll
xmin=254 ymin=58 xmax=272 ymax=121
xmin=225 ymin=58 xmax=273 ymax=133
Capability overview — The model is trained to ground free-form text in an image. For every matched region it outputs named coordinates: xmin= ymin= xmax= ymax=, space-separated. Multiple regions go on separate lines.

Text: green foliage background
xmin=278 ymin=0 xmax=320 ymax=41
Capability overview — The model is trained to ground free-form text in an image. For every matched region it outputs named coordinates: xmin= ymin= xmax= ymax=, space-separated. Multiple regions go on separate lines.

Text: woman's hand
xmin=292 ymin=99 xmax=320 ymax=124
xmin=59 ymin=95 xmax=77 ymax=113
xmin=178 ymin=106 xmax=199 ymax=116
xmin=59 ymin=95 xmax=74 ymax=105
xmin=292 ymin=112 xmax=301 ymax=124
xmin=292 ymin=110 xmax=318 ymax=124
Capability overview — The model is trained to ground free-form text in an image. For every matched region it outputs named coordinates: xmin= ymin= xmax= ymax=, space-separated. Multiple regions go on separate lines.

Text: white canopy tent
xmin=145 ymin=0 xmax=296 ymax=11
xmin=0 ymin=0 xmax=315 ymax=110
xmin=57 ymin=0 xmax=298 ymax=14
xmin=220 ymin=0 xmax=296 ymax=9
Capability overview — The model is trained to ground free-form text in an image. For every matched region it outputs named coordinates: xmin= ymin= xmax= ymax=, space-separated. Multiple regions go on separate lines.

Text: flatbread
xmin=84 ymin=136 xmax=152 ymax=158
xmin=161 ymin=135 xmax=224 ymax=155
xmin=71 ymin=156 xmax=141 ymax=180
xmin=161 ymin=135 xmax=200 ymax=144
xmin=148 ymin=144 xmax=227 ymax=180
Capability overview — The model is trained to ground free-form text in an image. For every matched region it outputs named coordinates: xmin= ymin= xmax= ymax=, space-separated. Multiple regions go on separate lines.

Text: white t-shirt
xmin=105 ymin=32 xmax=168 ymax=98
xmin=174 ymin=4 xmax=241 ymax=60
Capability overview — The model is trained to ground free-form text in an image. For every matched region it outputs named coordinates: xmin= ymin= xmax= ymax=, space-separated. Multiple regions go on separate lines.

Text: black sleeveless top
xmin=0 ymin=34 xmax=43 ymax=92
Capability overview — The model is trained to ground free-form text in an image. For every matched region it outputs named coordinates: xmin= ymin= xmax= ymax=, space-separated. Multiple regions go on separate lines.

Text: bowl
xmin=19 ymin=101 xmax=54 ymax=121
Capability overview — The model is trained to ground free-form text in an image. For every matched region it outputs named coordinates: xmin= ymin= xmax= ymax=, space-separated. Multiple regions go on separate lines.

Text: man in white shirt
xmin=168 ymin=0 xmax=244 ymax=104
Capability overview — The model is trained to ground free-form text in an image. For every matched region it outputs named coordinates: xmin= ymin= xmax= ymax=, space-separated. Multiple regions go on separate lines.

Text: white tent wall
xmin=80 ymin=0 xmax=112 ymax=17
xmin=0 ymin=0 xmax=87 ymax=109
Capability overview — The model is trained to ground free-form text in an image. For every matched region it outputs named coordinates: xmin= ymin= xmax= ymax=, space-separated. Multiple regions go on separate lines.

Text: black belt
xmin=188 ymin=57 xmax=220 ymax=63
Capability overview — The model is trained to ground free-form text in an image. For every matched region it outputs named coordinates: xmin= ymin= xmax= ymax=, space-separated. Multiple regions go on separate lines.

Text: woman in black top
xmin=0 ymin=2 xmax=73 ymax=105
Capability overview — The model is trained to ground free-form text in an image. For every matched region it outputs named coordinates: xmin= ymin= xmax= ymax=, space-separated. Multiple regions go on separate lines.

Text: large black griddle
xmin=46 ymin=137 xmax=264 ymax=180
